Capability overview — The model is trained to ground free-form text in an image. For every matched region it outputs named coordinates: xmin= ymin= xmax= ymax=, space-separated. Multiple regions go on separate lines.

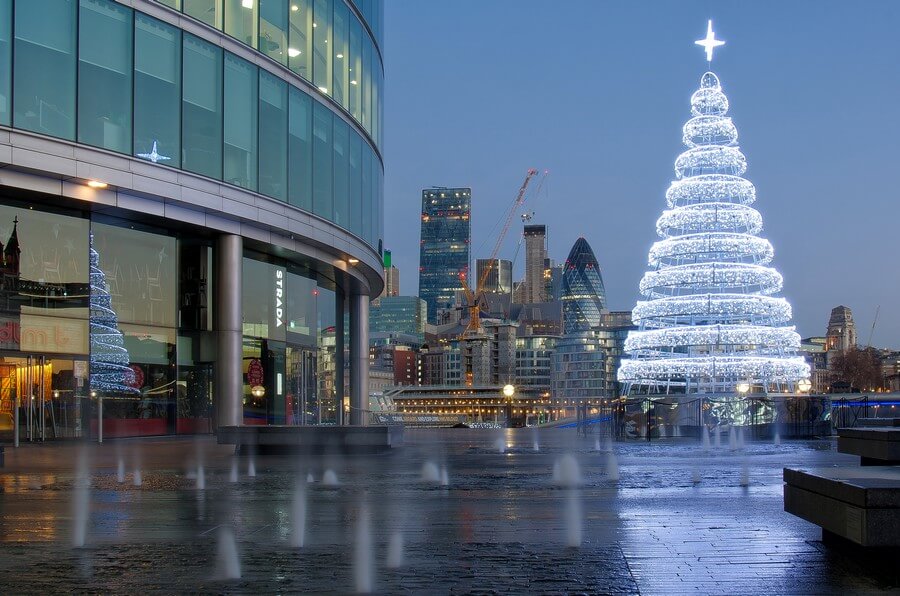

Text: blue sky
xmin=382 ymin=0 xmax=900 ymax=346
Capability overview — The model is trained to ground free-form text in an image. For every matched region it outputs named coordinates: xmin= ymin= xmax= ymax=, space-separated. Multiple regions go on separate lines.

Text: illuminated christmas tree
xmin=89 ymin=234 xmax=135 ymax=394
xmin=619 ymin=23 xmax=809 ymax=395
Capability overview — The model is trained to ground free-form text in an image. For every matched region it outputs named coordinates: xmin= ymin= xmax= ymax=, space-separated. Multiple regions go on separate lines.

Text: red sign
xmin=128 ymin=364 xmax=144 ymax=389
xmin=247 ymin=358 xmax=264 ymax=386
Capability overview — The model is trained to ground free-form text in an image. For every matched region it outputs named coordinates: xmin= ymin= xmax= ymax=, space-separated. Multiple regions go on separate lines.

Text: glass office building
xmin=0 ymin=0 xmax=384 ymax=439
xmin=369 ymin=296 xmax=426 ymax=345
xmin=418 ymin=188 xmax=471 ymax=324
xmin=561 ymin=237 xmax=607 ymax=335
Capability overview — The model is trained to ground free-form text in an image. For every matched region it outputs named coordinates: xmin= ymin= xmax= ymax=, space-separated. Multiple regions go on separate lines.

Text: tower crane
xmin=458 ymin=168 xmax=542 ymax=339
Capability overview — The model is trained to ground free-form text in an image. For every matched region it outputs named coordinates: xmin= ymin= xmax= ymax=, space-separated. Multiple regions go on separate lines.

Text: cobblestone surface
xmin=0 ymin=430 xmax=896 ymax=594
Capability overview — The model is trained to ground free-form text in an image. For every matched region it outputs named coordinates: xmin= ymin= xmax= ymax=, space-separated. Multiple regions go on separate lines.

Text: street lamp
xmin=251 ymin=385 xmax=266 ymax=398
xmin=502 ymin=384 xmax=515 ymax=428
xmin=797 ymin=378 xmax=812 ymax=393
xmin=736 ymin=382 xmax=750 ymax=395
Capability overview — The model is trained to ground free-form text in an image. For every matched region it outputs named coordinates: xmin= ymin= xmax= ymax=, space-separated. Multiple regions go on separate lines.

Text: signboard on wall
xmin=19 ymin=313 xmax=89 ymax=355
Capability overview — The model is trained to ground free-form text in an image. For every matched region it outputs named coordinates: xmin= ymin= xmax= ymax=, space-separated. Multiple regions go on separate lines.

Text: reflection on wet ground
xmin=0 ymin=430 xmax=895 ymax=594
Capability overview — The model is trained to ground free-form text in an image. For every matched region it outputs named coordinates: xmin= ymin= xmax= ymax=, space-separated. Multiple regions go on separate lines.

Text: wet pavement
xmin=0 ymin=430 xmax=896 ymax=594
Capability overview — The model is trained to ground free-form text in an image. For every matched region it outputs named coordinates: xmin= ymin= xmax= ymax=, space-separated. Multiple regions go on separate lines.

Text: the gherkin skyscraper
xmin=618 ymin=65 xmax=810 ymax=395
xmin=561 ymin=237 xmax=607 ymax=335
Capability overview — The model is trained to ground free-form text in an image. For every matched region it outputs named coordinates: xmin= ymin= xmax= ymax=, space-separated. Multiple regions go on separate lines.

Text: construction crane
xmin=867 ymin=305 xmax=880 ymax=347
xmin=459 ymin=168 xmax=540 ymax=340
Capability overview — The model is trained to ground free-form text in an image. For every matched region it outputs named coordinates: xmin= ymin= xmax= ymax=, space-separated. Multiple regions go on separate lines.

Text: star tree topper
xmin=695 ymin=19 xmax=725 ymax=62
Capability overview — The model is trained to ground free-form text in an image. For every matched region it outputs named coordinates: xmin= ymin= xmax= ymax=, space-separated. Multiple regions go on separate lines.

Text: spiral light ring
xmin=649 ymin=233 xmax=773 ymax=267
xmin=675 ymin=145 xmax=747 ymax=178
xmin=690 ymin=87 xmax=729 ymax=117
xmin=657 ymin=203 xmax=763 ymax=237
xmin=632 ymin=294 xmax=793 ymax=327
xmin=619 ymin=356 xmax=810 ymax=385
xmin=623 ymin=324 xmax=800 ymax=352
xmin=639 ymin=262 xmax=783 ymax=298
xmin=666 ymin=175 xmax=756 ymax=207
xmin=683 ymin=116 xmax=738 ymax=147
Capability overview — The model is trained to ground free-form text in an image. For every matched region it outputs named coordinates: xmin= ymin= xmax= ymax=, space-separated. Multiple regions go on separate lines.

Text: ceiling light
xmin=288 ymin=47 xmax=300 ymax=57
xmin=318 ymin=86 xmax=328 ymax=93
xmin=350 ymin=80 xmax=357 ymax=85
xmin=348 ymin=258 xmax=359 ymax=265
xmin=336 ymin=53 xmax=344 ymax=59
xmin=242 ymin=0 xmax=253 ymax=8
xmin=87 ymin=180 xmax=108 ymax=189
xmin=291 ymin=4 xmax=299 ymax=11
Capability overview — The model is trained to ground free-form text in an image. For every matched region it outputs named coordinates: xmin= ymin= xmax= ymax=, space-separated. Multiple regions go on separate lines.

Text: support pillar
xmin=349 ymin=293 xmax=369 ymax=426
xmin=215 ymin=234 xmax=243 ymax=429
xmin=334 ymin=291 xmax=345 ymax=426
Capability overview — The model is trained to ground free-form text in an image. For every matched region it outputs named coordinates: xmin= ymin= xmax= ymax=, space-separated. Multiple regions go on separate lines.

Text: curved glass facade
xmin=156 ymin=0 xmax=383 ymax=148
xmin=1 ymin=0 xmax=383 ymax=250
xmin=561 ymin=237 xmax=607 ymax=335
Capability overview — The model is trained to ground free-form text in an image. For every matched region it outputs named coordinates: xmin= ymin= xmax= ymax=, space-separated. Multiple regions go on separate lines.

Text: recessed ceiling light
xmin=288 ymin=48 xmax=300 ymax=57
xmin=87 ymin=180 xmax=108 ymax=189
xmin=350 ymin=80 xmax=357 ymax=85
xmin=318 ymin=86 xmax=328 ymax=93
xmin=291 ymin=4 xmax=299 ymax=11
xmin=336 ymin=53 xmax=344 ymax=59
xmin=348 ymin=258 xmax=360 ymax=265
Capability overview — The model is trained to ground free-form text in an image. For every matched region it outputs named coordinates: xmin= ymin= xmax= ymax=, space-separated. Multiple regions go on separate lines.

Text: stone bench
xmin=784 ymin=467 xmax=900 ymax=547
xmin=838 ymin=427 xmax=900 ymax=466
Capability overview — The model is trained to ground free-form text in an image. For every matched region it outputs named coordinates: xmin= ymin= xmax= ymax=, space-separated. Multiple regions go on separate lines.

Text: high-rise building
xmin=523 ymin=225 xmax=548 ymax=303
xmin=826 ymin=306 xmax=857 ymax=353
xmin=370 ymin=296 xmax=427 ymax=345
xmin=561 ymin=238 xmax=607 ymax=334
xmin=476 ymin=258 xmax=512 ymax=294
xmin=619 ymin=71 xmax=808 ymax=394
xmin=419 ymin=188 xmax=471 ymax=324
xmin=0 ymin=0 xmax=386 ymax=434
xmin=380 ymin=249 xmax=400 ymax=298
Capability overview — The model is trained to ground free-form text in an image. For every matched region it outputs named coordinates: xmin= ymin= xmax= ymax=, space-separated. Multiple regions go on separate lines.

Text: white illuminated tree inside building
xmin=89 ymin=234 xmax=135 ymax=394
xmin=618 ymin=70 xmax=810 ymax=394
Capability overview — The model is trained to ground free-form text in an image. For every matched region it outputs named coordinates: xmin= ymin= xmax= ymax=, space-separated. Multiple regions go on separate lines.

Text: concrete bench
xmin=784 ymin=467 xmax=900 ymax=547
xmin=838 ymin=427 xmax=900 ymax=466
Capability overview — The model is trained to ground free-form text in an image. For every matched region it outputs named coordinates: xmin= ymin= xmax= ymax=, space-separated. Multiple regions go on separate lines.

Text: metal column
xmin=215 ymin=234 xmax=243 ymax=429
xmin=349 ymin=293 xmax=369 ymax=426
xmin=334 ymin=291 xmax=345 ymax=425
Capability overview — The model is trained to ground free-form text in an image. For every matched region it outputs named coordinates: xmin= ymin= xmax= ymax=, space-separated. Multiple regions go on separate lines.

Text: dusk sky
xmin=382 ymin=1 xmax=900 ymax=346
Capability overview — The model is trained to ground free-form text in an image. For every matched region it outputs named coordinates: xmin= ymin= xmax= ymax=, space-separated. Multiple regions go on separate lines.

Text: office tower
xmin=476 ymin=258 xmax=512 ymax=294
xmin=523 ymin=225 xmax=548 ymax=303
xmin=418 ymin=188 xmax=471 ymax=324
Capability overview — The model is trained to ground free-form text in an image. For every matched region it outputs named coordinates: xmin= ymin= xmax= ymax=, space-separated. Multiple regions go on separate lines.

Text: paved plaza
xmin=0 ymin=430 xmax=896 ymax=594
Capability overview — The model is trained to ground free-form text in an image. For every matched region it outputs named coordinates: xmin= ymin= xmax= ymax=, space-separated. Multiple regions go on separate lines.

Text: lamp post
xmin=502 ymin=384 xmax=515 ymax=428
xmin=797 ymin=378 xmax=812 ymax=393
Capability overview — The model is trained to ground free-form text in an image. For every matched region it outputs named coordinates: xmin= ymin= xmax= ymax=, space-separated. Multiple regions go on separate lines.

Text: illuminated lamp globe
xmin=736 ymin=382 xmax=750 ymax=394
xmin=251 ymin=385 xmax=266 ymax=398
xmin=797 ymin=378 xmax=812 ymax=393
xmin=502 ymin=384 xmax=515 ymax=398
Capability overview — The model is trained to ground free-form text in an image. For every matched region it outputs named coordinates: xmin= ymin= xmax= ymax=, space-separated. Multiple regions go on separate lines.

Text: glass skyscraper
xmin=561 ymin=237 xmax=607 ymax=334
xmin=418 ymin=188 xmax=471 ymax=323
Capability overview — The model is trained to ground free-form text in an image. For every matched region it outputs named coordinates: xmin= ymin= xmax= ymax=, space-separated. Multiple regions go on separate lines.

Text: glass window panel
xmin=286 ymin=270 xmax=316 ymax=343
xmin=371 ymin=52 xmax=379 ymax=148
xmin=374 ymin=154 xmax=383 ymax=246
xmin=259 ymin=0 xmax=288 ymax=64
xmin=332 ymin=117 xmax=349 ymax=229
xmin=361 ymin=34 xmax=371 ymax=134
xmin=349 ymin=131 xmax=362 ymax=237
xmin=361 ymin=141 xmax=371 ymax=244
xmin=242 ymin=257 xmax=286 ymax=341
xmin=224 ymin=0 xmax=258 ymax=47
xmin=288 ymin=0 xmax=311 ymax=79
xmin=288 ymin=87 xmax=313 ymax=211
xmin=0 ymin=206 xmax=89 ymax=356
xmin=315 ymin=286 xmax=336 ymax=424
xmin=259 ymin=71 xmax=288 ymax=201
xmin=348 ymin=17 xmax=361 ymax=121
xmin=224 ymin=54 xmax=258 ymax=191
xmin=13 ymin=0 xmax=77 ymax=139
xmin=184 ymin=0 xmax=222 ymax=29
xmin=312 ymin=101 xmax=332 ymax=220
xmin=332 ymin=1 xmax=348 ymax=109
xmin=78 ymin=0 xmax=133 ymax=154
xmin=91 ymin=222 xmax=177 ymax=329
xmin=0 ymin=0 xmax=10 ymax=126
xmin=312 ymin=0 xmax=331 ymax=95
xmin=182 ymin=34 xmax=223 ymax=179
xmin=156 ymin=0 xmax=181 ymax=8
xmin=134 ymin=14 xmax=181 ymax=168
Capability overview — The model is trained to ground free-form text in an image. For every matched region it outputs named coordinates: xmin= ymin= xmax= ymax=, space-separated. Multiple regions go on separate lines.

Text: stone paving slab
xmin=0 ymin=431 xmax=896 ymax=594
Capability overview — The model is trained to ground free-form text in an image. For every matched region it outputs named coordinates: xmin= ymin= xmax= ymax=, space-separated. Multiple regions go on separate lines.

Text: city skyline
xmin=383 ymin=1 xmax=900 ymax=346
